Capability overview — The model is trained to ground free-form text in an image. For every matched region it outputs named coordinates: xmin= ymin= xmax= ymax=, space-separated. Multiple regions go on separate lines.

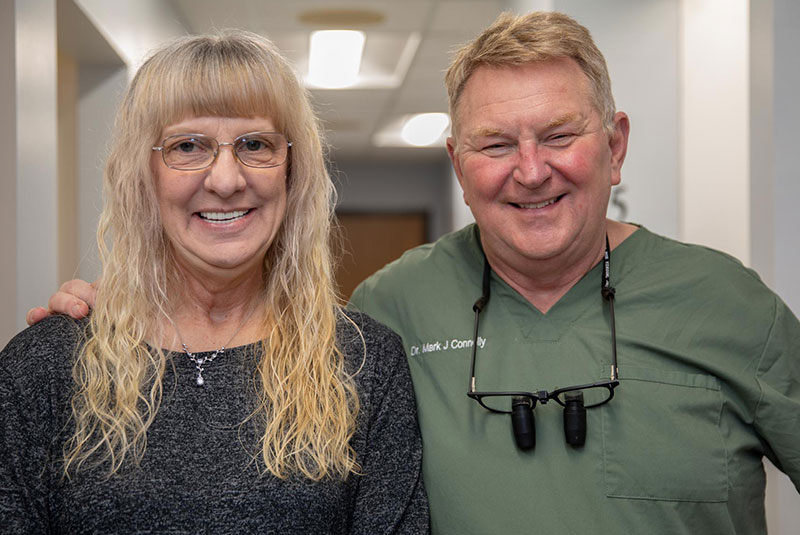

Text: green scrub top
xmin=350 ymin=224 xmax=800 ymax=535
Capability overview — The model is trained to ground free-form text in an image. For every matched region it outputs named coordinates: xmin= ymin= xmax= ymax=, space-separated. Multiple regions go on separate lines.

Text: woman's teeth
xmin=199 ymin=209 xmax=249 ymax=222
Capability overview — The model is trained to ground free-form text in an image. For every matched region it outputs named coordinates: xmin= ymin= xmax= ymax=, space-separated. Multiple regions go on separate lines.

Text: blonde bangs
xmin=132 ymin=35 xmax=291 ymax=139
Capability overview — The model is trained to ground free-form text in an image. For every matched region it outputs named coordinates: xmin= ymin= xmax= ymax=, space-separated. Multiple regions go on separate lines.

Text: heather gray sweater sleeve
xmin=339 ymin=312 xmax=429 ymax=534
xmin=0 ymin=313 xmax=429 ymax=534
xmin=0 ymin=316 xmax=82 ymax=533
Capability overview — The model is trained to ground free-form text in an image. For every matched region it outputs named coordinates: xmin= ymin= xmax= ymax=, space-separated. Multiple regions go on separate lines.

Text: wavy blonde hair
xmin=65 ymin=30 xmax=360 ymax=480
xmin=446 ymin=11 xmax=616 ymax=138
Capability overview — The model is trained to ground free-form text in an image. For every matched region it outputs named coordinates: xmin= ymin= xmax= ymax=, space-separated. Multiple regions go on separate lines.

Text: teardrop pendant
xmin=196 ymin=374 xmax=205 ymax=386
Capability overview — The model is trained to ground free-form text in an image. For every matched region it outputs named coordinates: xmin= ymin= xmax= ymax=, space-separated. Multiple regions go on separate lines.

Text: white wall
xmin=73 ymin=0 xmax=186 ymax=72
xmin=559 ymin=0 xmax=681 ymax=238
xmin=5 ymin=0 xmax=127 ymax=342
xmin=764 ymin=0 xmax=800 ymax=532
xmin=772 ymin=0 xmax=800 ymax=314
xmin=76 ymin=65 xmax=127 ymax=282
xmin=15 ymin=0 xmax=59 ymax=333
xmin=681 ymin=0 xmax=751 ymax=262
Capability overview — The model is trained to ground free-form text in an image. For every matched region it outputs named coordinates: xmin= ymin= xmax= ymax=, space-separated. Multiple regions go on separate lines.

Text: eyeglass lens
xmin=160 ymin=132 xmax=289 ymax=169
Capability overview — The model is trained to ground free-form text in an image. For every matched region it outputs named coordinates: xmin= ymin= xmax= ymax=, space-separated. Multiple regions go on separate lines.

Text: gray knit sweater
xmin=0 ymin=312 xmax=429 ymax=534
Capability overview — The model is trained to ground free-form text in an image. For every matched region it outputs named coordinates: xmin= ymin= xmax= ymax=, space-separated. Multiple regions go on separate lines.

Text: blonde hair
xmin=446 ymin=11 xmax=616 ymax=137
xmin=65 ymin=30 xmax=360 ymax=480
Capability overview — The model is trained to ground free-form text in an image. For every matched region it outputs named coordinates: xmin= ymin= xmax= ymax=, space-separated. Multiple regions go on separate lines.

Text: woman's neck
xmin=160 ymin=262 xmax=266 ymax=352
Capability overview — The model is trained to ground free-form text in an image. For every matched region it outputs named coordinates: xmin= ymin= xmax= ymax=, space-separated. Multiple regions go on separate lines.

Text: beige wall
xmin=58 ymin=52 xmax=79 ymax=284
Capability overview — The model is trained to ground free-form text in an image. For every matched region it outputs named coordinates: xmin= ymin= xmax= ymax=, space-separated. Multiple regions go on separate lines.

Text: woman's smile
xmin=154 ymin=116 xmax=288 ymax=275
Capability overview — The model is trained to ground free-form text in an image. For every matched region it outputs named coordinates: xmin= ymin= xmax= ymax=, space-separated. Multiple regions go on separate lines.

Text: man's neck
xmin=484 ymin=220 xmax=637 ymax=313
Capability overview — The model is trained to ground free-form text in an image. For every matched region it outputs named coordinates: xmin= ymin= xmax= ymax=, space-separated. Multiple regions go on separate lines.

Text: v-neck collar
xmin=466 ymin=224 xmax=644 ymax=341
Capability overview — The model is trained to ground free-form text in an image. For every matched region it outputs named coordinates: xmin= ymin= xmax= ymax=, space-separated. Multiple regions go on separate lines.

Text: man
xmin=29 ymin=11 xmax=800 ymax=534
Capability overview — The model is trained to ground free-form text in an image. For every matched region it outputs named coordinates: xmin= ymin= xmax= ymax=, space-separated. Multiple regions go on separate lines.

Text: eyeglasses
xmin=467 ymin=237 xmax=620 ymax=449
xmin=152 ymin=132 xmax=292 ymax=171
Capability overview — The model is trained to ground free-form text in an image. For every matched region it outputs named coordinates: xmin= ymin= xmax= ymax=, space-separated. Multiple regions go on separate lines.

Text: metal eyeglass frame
xmin=466 ymin=237 xmax=620 ymax=414
xmin=151 ymin=131 xmax=292 ymax=171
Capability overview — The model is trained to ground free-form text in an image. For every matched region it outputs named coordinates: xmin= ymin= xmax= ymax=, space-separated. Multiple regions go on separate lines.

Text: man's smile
xmin=510 ymin=194 xmax=565 ymax=209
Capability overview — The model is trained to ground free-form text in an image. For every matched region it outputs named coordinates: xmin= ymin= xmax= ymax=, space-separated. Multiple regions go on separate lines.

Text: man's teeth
xmin=518 ymin=198 xmax=558 ymax=209
xmin=200 ymin=210 xmax=249 ymax=221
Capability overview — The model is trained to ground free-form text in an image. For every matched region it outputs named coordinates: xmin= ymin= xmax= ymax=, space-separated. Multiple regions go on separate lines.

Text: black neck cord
xmin=469 ymin=236 xmax=619 ymax=387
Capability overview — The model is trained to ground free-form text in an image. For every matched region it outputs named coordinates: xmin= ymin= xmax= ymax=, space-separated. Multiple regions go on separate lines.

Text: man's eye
xmin=480 ymin=144 xmax=515 ymax=156
xmin=546 ymin=133 xmax=576 ymax=146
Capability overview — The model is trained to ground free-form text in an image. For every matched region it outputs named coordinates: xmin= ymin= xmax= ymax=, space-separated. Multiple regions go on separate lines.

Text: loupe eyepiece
xmin=511 ymin=396 xmax=536 ymax=450
xmin=563 ymin=391 xmax=587 ymax=447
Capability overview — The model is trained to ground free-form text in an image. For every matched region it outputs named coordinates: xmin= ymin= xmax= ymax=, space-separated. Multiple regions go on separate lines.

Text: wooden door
xmin=335 ymin=212 xmax=427 ymax=301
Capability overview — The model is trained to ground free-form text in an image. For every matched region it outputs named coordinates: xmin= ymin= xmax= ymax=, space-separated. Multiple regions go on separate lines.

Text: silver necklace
xmin=182 ymin=343 xmax=229 ymax=387
xmin=175 ymin=307 xmax=255 ymax=387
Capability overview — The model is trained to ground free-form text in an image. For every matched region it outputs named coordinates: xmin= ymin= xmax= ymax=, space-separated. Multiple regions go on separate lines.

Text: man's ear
xmin=608 ymin=112 xmax=630 ymax=186
xmin=446 ymin=137 xmax=469 ymax=205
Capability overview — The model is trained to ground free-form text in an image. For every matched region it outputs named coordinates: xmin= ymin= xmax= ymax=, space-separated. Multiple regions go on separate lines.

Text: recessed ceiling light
xmin=307 ymin=30 xmax=365 ymax=89
xmin=401 ymin=113 xmax=451 ymax=146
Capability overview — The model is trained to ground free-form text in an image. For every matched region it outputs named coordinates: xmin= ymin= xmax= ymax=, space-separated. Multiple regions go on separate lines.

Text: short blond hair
xmin=446 ymin=11 xmax=615 ymax=137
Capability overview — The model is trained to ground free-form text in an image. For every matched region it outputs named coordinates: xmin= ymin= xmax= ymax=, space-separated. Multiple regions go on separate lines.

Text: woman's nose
xmin=203 ymin=145 xmax=247 ymax=197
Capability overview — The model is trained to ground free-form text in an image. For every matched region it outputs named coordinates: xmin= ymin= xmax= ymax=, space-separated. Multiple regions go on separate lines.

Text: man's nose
xmin=204 ymin=145 xmax=247 ymax=197
xmin=512 ymin=142 xmax=551 ymax=187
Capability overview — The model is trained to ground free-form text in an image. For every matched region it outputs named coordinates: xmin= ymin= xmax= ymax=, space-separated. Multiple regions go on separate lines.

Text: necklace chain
xmin=182 ymin=344 xmax=229 ymax=387
xmin=173 ymin=306 xmax=256 ymax=387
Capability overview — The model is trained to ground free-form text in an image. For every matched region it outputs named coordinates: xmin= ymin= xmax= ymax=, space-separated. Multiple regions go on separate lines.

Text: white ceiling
xmin=173 ymin=0 xmax=508 ymax=159
xmin=74 ymin=0 xmax=509 ymax=160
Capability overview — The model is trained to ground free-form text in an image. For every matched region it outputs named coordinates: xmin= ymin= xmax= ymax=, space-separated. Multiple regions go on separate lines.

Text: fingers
xmin=26 ymin=297 xmax=88 ymax=326
xmin=25 ymin=279 xmax=97 ymax=326
xmin=47 ymin=290 xmax=91 ymax=319
xmin=58 ymin=279 xmax=98 ymax=309
xmin=25 ymin=279 xmax=97 ymax=325
xmin=26 ymin=307 xmax=52 ymax=326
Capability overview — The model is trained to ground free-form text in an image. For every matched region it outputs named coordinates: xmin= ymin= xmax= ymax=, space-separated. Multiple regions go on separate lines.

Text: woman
xmin=0 ymin=31 xmax=428 ymax=533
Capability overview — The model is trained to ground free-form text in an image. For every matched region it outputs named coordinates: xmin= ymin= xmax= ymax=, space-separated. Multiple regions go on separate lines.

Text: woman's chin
xmin=174 ymin=247 xmax=267 ymax=279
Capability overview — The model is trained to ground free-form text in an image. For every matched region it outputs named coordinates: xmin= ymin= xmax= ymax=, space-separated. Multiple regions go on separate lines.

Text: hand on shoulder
xmin=26 ymin=279 xmax=97 ymax=326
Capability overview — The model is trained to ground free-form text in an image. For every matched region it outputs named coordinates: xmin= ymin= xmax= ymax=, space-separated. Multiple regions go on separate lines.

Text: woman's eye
xmin=166 ymin=138 xmax=208 ymax=154
xmin=177 ymin=141 xmax=198 ymax=153
xmin=241 ymin=137 xmax=276 ymax=152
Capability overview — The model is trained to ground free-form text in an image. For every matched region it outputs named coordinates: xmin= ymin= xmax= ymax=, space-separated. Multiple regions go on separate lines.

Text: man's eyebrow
xmin=468 ymin=127 xmax=507 ymax=138
xmin=467 ymin=114 xmax=585 ymax=139
xmin=544 ymin=113 xmax=582 ymax=130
